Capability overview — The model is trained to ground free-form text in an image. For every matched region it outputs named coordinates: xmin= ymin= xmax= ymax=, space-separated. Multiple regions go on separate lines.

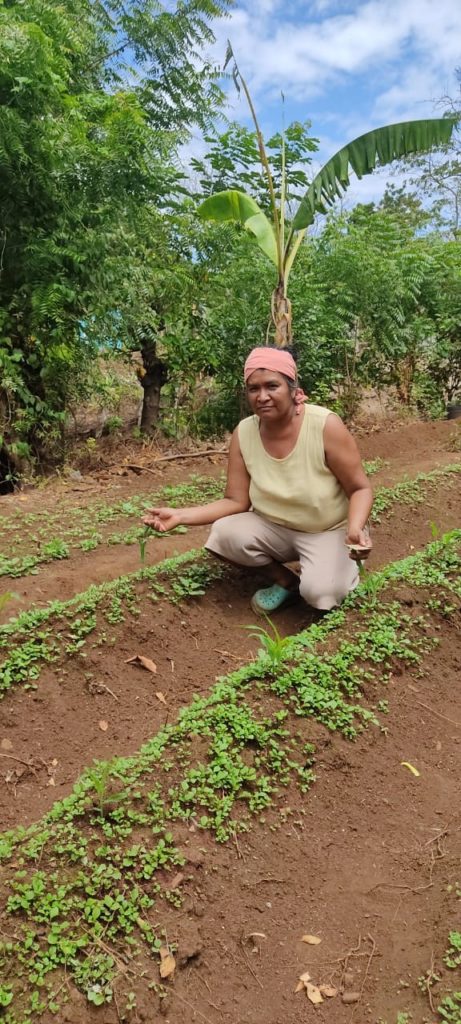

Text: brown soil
xmin=0 ymin=418 xmax=460 ymax=1024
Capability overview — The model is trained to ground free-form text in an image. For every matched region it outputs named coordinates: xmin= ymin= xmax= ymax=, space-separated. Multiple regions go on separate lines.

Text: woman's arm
xmin=143 ymin=429 xmax=251 ymax=532
xmin=323 ymin=414 xmax=373 ymax=558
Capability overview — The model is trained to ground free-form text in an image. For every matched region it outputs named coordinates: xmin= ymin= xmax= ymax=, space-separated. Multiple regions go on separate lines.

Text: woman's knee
xmin=299 ymin=576 xmax=352 ymax=611
xmin=206 ymin=517 xmax=269 ymax=567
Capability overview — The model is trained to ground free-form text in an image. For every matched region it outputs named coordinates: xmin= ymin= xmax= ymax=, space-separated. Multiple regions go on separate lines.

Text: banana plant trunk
xmin=272 ymin=280 xmax=292 ymax=348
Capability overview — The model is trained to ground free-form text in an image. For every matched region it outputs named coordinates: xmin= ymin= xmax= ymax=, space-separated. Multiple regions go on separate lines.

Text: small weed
xmin=438 ymin=992 xmax=461 ymax=1023
xmin=444 ymin=931 xmax=461 ymax=970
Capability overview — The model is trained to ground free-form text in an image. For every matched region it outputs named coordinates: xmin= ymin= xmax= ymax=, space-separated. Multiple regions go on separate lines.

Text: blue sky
xmin=187 ymin=0 xmax=461 ymax=205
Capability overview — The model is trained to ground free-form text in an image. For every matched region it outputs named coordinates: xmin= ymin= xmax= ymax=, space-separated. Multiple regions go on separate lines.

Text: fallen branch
xmin=126 ymin=448 xmax=227 ymax=473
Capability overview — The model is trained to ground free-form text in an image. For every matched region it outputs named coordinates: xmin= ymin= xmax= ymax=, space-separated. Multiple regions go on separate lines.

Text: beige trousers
xmin=205 ymin=512 xmax=358 ymax=611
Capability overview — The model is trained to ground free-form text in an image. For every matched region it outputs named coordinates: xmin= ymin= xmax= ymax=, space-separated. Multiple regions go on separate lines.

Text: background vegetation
xmin=1 ymin=0 xmax=460 ymax=482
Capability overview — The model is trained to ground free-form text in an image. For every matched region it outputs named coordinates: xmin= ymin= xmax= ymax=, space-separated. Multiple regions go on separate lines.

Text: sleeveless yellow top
xmin=238 ymin=405 xmax=348 ymax=533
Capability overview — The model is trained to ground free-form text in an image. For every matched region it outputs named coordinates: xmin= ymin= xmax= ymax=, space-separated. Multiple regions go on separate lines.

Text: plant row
xmin=0 ymin=531 xmax=460 ymax=1022
xmin=1 ymin=461 xmax=461 ymax=698
xmin=0 ymin=475 xmax=225 ymax=578
xmin=0 ymin=459 xmax=390 ymax=578
xmin=0 ymin=550 xmax=224 ymax=696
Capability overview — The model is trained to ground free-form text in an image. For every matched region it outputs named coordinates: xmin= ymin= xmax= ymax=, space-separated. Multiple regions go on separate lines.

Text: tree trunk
xmin=395 ymin=353 xmax=416 ymax=405
xmin=139 ymin=339 xmax=168 ymax=435
xmin=271 ymin=281 xmax=292 ymax=348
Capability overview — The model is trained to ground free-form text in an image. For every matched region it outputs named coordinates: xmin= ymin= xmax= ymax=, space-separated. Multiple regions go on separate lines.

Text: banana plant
xmin=198 ymin=43 xmax=457 ymax=347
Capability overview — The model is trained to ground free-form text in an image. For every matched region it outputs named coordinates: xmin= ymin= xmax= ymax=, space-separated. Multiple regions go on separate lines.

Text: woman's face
xmin=246 ymin=369 xmax=294 ymax=420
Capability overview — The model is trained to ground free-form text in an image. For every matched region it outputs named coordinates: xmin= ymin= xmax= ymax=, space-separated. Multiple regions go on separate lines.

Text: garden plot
xmin=0 ymin=531 xmax=460 ymax=1024
xmin=0 ymin=463 xmax=460 ymax=832
xmin=0 ymin=419 xmax=461 ymax=1024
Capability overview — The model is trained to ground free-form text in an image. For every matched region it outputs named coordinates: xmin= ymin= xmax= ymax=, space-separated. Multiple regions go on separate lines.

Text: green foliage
xmin=0 ymin=0 xmax=232 ymax=461
xmin=0 ymin=473 xmax=223 ymax=578
xmin=291 ymin=119 xmax=456 ymax=233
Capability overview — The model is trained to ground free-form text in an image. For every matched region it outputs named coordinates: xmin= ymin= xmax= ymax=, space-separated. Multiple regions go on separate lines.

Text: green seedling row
xmin=0 ymin=549 xmax=224 ymax=696
xmin=0 ymin=532 xmax=459 ymax=1022
xmin=0 ymin=475 xmax=225 ymax=578
xmin=371 ymin=463 xmax=461 ymax=522
xmin=0 ymin=458 xmax=401 ymax=580
xmin=1 ymin=459 xmax=461 ymax=697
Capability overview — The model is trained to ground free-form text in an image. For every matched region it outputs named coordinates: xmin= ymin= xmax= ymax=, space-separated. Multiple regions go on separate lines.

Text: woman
xmin=143 ymin=347 xmax=373 ymax=614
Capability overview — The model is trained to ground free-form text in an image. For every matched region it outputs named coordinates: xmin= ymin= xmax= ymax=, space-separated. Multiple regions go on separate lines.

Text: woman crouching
xmin=143 ymin=347 xmax=373 ymax=614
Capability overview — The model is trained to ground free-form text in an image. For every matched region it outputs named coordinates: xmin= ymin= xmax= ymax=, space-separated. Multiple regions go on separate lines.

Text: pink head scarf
xmin=243 ymin=347 xmax=297 ymax=383
xmin=243 ymin=347 xmax=307 ymax=413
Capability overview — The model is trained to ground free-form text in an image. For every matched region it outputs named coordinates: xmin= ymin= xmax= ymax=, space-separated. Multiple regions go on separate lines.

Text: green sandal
xmin=250 ymin=584 xmax=299 ymax=616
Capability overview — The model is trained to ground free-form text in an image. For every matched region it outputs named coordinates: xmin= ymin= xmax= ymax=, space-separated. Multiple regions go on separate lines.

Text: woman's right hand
xmin=142 ymin=507 xmax=182 ymax=532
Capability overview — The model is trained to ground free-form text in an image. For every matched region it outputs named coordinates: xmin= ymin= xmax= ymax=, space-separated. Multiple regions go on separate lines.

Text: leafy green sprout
xmin=139 ymin=526 xmax=152 ymax=565
xmin=85 ymin=761 xmax=127 ymax=817
xmin=243 ymin=615 xmax=292 ymax=671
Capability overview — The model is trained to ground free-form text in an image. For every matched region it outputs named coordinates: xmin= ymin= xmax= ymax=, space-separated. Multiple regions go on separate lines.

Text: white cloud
xmin=211 ymin=0 xmax=461 ymax=110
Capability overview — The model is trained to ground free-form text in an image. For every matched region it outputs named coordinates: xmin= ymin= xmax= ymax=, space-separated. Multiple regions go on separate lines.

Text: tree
xmin=197 ymin=44 xmax=457 ymax=347
xmin=0 ymin=0 xmax=233 ymax=466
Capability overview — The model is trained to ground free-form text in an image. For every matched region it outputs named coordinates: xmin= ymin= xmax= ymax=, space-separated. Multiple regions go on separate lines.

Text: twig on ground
xmin=416 ymin=700 xmax=461 ymax=728
xmin=213 ymin=648 xmax=241 ymax=661
xmin=367 ymin=880 xmax=433 ymax=895
xmin=232 ymin=830 xmax=244 ymax=860
xmin=239 ymin=933 xmax=264 ymax=989
xmin=99 ymin=683 xmax=119 ymax=701
xmin=0 ymin=752 xmax=36 ymax=769
xmin=243 ymin=876 xmax=287 ymax=887
xmin=126 ymin=448 xmax=227 ymax=472
xmin=169 ymin=989 xmax=217 ymax=1024
xmin=196 ymin=974 xmax=221 ymax=1013
xmin=350 ymin=934 xmax=377 ymax=1021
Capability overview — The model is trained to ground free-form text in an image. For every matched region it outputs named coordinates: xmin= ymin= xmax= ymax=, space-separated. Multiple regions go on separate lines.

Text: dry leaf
xmin=301 ymin=934 xmax=321 ymax=945
xmin=159 ymin=953 xmax=176 ymax=979
xmin=125 ymin=654 xmax=157 ymax=674
xmin=401 ymin=761 xmax=420 ymax=777
xmin=46 ymin=777 xmax=56 ymax=787
xmin=319 ymin=984 xmax=338 ymax=998
xmin=306 ymin=983 xmax=323 ymax=1005
xmin=294 ymin=981 xmax=305 ymax=994
xmin=1 ymin=738 xmax=13 ymax=751
xmin=98 ymin=720 xmax=109 ymax=732
xmin=298 ymin=971 xmax=311 ymax=983
xmin=155 ymin=691 xmax=167 ymax=706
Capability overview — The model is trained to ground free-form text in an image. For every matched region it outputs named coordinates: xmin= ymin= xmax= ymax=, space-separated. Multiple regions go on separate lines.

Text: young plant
xmin=244 ymin=615 xmax=292 ymax=671
xmin=85 ymin=761 xmax=126 ymax=817
xmin=139 ymin=526 xmax=152 ymax=565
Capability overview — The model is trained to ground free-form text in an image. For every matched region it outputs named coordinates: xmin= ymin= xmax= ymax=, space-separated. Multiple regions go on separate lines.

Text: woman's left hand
xmin=345 ymin=527 xmax=372 ymax=561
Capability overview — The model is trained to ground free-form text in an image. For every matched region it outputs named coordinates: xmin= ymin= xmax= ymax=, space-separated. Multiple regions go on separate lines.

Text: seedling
xmin=85 ymin=760 xmax=126 ymax=817
xmin=139 ymin=526 xmax=152 ymax=565
xmin=244 ymin=615 xmax=292 ymax=671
